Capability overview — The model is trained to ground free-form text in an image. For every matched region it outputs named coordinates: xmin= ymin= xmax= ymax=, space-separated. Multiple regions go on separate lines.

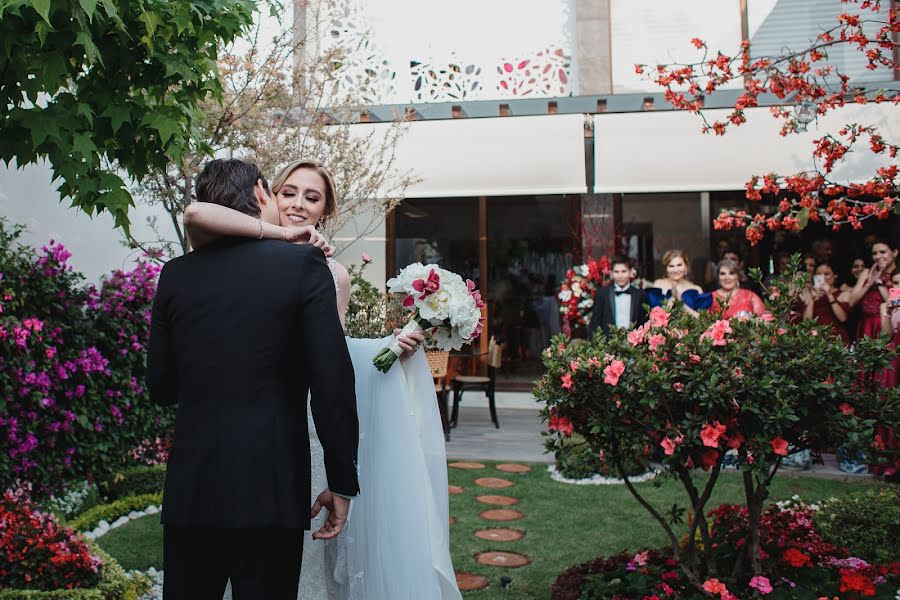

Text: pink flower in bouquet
xmin=411 ymin=269 xmax=441 ymax=299
xmin=701 ymin=320 xmax=732 ymax=346
xmin=661 ymin=435 xmax=683 ymax=456
xmin=549 ymin=414 xmax=574 ymax=437
xmin=561 ymin=372 xmax=574 ymax=390
xmin=750 ymin=575 xmax=773 ymax=594
xmin=648 ymin=333 xmax=666 ymax=352
xmin=603 ymin=359 xmax=625 ymax=386
xmin=770 ymin=436 xmax=789 ymax=456
xmin=701 ymin=421 xmax=728 ymax=448
xmin=649 ymin=306 xmax=670 ymax=328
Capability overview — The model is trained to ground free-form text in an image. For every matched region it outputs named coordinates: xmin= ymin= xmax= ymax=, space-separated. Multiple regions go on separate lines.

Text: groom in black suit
xmin=148 ymin=159 xmax=359 ymax=600
xmin=588 ymin=255 xmax=648 ymax=337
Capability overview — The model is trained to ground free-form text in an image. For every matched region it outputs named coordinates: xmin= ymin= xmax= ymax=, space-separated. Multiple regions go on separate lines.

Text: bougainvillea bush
xmin=0 ymin=219 xmax=173 ymax=497
xmin=552 ymin=498 xmax=900 ymax=599
xmin=535 ymin=265 xmax=899 ymax=594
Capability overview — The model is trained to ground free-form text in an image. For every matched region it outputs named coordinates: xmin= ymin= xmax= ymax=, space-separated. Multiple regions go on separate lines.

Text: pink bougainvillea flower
xmin=839 ymin=402 xmax=855 ymax=415
xmin=750 ymin=575 xmax=773 ymax=594
xmin=649 ymin=306 xmax=670 ymax=328
xmin=701 ymin=421 xmax=727 ymax=448
xmin=548 ymin=414 xmax=574 ymax=437
xmin=770 ymin=436 xmax=789 ymax=456
xmin=561 ymin=372 xmax=574 ymax=390
xmin=603 ymin=359 xmax=625 ymax=386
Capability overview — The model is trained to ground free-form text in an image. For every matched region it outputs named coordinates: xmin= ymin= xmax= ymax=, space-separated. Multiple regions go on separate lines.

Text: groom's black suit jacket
xmin=148 ymin=237 xmax=359 ymax=530
xmin=588 ymin=285 xmax=648 ymax=337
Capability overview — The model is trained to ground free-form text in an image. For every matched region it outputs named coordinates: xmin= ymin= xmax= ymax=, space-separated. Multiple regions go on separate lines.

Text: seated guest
xmin=798 ymin=263 xmax=850 ymax=345
xmin=589 ymin=255 xmax=648 ymax=337
xmin=710 ymin=259 xmax=766 ymax=318
xmin=648 ymin=249 xmax=711 ymax=316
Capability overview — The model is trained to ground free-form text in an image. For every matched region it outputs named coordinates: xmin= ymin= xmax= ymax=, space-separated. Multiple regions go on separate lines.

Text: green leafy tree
xmin=0 ymin=0 xmax=256 ymax=232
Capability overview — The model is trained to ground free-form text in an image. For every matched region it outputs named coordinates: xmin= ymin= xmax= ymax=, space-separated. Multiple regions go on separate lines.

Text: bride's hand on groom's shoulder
xmin=310 ymin=489 xmax=351 ymax=540
xmin=281 ymin=225 xmax=335 ymax=257
xmin=394 ymin=329 xmax=425 ymax=360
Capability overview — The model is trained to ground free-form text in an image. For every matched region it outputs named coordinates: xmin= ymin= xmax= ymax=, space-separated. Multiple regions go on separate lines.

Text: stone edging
xmin=83 ymin=504 xmax=161 ymax=540
xmin=547 ymin=464 xmax=662 ymax=485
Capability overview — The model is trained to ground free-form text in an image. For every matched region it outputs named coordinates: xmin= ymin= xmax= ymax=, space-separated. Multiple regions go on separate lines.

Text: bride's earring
xmin=316 ymin=217 xmax=328 ymax=232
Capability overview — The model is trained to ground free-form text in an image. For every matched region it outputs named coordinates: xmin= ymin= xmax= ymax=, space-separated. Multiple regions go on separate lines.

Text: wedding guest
xmin=704 ymin=238 xmax=732 ymax=289
xmin=840 ymin=257 xmax=866 ymax=342
xmin=649 ymin=250 xmax=710 ymax=316
xmin=589 ymin=255 xmax=648 ymax=337
xmin=841 ymin=258 xmax=867 ymax=295
xmin=872 ymin=270 xmax=900 ymax=479
xmin=710 ymin=259 xmax=766 ymax=318
xmin=811 ymin=238 xmax=834 ymax=266
xmin=763 ymin=251 xmax=792 ymax=288
xmin=798 ymin=263 xmax=850 ymax=345
xmin=722 ymin=248 xmax=762 ymax=295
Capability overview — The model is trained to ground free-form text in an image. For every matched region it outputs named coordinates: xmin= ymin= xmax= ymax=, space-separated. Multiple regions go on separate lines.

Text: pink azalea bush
xmin=0 ymin=219 xmax=173 ymax=497
xmin=535 ymin=264 xmax=899 ymax=595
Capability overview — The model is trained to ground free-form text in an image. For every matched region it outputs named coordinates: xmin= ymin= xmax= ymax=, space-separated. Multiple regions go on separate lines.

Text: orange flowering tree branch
xmin=636 ymin=0 xmax=899 ymax=244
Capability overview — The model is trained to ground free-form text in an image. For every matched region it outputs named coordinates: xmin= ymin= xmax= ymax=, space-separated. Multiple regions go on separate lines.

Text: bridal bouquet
xmin=373 ymin=263 xmax=485 ymax=373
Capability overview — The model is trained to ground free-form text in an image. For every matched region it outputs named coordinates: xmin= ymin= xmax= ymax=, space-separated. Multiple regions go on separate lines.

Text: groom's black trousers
xmin=163 ymin=526 xmax=304 ymax=600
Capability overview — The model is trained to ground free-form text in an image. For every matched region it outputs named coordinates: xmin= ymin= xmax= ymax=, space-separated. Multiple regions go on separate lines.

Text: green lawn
xmin=96 ymin=463 xmax=884 ymax=598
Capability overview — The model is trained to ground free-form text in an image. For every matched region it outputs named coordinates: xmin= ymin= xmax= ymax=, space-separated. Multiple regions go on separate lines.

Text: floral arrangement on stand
xmin=536 ymin=261 xmax=900 ymax=599
xmin=557 ymin=255 xmax=612 ymax=335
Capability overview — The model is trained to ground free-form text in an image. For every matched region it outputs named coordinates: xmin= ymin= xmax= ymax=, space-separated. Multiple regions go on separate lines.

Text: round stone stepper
xmin=448 ymin=485 xmax=465 ymax=495
xmin=479 ymin=508 xmax=525 ymax=522
xmin=448 ymin=461 xmax=486 ymax=470
xmin=474 ymin=477 xmax=514 ymax=489
xmin=456 ymin=571 xmax=489 ymax=591
xmin=496 ymin=463 xmax=531 ymax=474
xmin=474 ymin=528 xmax=525 ymax=542
xmin=475 ymin=551 xmax=531 ymax=568
xmin=476 ymin=495 xmax=519 ymax=506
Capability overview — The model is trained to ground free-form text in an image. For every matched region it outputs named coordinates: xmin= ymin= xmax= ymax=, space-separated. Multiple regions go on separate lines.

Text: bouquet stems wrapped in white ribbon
xmin=373 ymin=263 xmax=484 ymax=373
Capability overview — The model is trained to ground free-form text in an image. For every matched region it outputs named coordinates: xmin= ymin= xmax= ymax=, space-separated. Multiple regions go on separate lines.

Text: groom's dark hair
xmin=195 ymin=158 xmax=269 ymax=216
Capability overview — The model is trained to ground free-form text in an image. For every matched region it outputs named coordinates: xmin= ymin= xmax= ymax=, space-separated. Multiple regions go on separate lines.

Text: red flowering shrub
xmin=557 ymin=256 xmax=612 ymax=330
xmin=0 ymin=486 xmax=102 ymax=591
xmin=536 ymin=265 xmax=899 ymax=594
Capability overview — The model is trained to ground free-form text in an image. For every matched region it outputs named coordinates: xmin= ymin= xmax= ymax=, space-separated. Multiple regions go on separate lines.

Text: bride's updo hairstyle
xmin=271 ymin=160 xmax=339 ymax=223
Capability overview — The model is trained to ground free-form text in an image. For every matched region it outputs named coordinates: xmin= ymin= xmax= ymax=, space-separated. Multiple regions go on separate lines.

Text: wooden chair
xmin=450 ymin=337 xmax=503 ymax=429
xmin=426 ymin=350 xmax=451 ymax=441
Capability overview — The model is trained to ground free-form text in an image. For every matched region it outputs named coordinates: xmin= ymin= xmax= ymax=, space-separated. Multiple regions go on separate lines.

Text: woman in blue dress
xmin=647 ymin=249 xmax=712 ymax=315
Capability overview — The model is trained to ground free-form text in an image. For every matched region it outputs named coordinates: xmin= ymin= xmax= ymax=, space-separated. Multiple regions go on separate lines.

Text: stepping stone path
xmin=476 ymin=551 xmax=531 ymax=568
xmin=496 ymin=463 xmax=531 ymax=474
xmin=480 ymin=508 xmax=525 ymax=521
xmin=474 ymin=528 xmax=525 ymax=542
xmin=474 ymin=477 xmax=514 ymax=489
xmin=448 ymin=485 xmax=464 ymax=494
xmin=448 ymin=461 xmax=485 ymax=470
xmin=455 ymin=572 xmax=489 ymax=591
xmin=476 ymin=494 xmax=519 ymax=506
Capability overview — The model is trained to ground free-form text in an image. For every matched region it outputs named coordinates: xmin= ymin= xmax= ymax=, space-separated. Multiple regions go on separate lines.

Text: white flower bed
xmin=82 ymin=504 xmax=160 ymax=540
xmin=547 ymin=464 xmax=662 ymax=485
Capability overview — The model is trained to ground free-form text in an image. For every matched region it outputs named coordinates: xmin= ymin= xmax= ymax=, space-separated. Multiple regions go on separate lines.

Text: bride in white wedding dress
xmin=184 ymin=160 xmax=462 ymax=600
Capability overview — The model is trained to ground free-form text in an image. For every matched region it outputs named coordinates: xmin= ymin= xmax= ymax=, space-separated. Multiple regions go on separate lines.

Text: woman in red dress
xmin=848 ymin=240 xmax=899 ymax=477
xmin=798 ymin=263 xmax=851 ymax=345
xmin=710 ymin=259 xmax=766 ymax=319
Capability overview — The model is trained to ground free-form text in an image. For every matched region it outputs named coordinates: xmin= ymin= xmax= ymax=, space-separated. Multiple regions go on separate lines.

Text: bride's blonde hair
xmin=271 ymin=160 xmax=339 ymax=222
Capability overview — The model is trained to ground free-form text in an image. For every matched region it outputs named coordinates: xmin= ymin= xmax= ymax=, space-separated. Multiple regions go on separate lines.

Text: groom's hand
xmin=282 ymin=225 xmax=335 ymax=257
xmin=310 ymin=489 xmax=351 ymax=540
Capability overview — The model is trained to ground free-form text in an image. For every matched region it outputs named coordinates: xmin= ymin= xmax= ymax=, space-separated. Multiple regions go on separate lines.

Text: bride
xmin=184 ymin=160 xmax=462 ymax=600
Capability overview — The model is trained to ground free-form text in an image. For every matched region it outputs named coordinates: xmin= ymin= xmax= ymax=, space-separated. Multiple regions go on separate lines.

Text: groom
xmin=148 ymin=159 xmax=359 ymax=599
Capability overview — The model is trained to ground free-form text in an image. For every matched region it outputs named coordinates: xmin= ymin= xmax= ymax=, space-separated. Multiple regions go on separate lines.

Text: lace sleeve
xmin=327 ymin=258 xmax=340 ymax=294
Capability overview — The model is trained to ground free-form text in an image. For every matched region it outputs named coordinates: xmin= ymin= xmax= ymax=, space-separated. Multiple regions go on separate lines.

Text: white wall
xmin=0 ymin=161 xmax=171 ymax=283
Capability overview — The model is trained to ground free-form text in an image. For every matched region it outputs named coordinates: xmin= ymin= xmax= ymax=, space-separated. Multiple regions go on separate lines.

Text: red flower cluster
xmin=0 ymin=487 xmax=102 ymax=591
xmin=557 ymin=256 xmax=612 ymax=328
xmin=643 ymin=3 xmax=900 ymax=244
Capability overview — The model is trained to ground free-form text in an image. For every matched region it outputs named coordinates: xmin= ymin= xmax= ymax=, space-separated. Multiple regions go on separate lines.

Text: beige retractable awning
xmin=349 ymin=114 xmax=588 ymax=197
xmin=593 ymin=103 xmax=898 ymax=193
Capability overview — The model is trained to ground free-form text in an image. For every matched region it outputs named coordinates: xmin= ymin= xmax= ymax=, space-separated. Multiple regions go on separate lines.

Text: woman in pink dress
xmin=710 ymin=259 xmax=765 ymax=319
xmin=848 ymin=240 xmax=899 ymax=477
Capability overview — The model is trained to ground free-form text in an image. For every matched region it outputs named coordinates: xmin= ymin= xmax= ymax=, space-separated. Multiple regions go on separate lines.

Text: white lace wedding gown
xmin=297 ymin=262 xmax=461 ymax=600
